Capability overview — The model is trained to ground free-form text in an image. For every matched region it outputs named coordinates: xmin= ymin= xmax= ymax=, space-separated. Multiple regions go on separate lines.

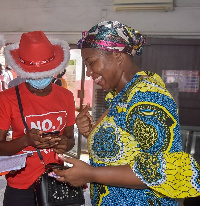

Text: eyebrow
xmin=84 ymin=56 xmax=94 ymax=63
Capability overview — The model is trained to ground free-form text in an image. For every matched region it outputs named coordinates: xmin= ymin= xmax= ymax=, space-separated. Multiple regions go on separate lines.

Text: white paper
xmin=0 ymin=153 xmax=28 ymax=173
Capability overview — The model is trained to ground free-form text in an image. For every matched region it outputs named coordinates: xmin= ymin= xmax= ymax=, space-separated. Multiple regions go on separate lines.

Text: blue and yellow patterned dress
xmin=88 ymin=71 xmax=200 ymax=206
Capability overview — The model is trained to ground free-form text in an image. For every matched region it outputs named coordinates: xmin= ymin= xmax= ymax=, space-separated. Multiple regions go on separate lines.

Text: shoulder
xmin=127 ymin=71 xmax=172 ymax=99
xmin=8 ymin=77 xmax=25 ymax=87
xmin=117 ymin=72 xmax=177 ymax=116
xmin=0 ymin=86 xmax=17 ymax=102
xmin=0 ymin=85 xmax=16 ymax=95
xmin=52 ymin=83 xmax=74 ymax=97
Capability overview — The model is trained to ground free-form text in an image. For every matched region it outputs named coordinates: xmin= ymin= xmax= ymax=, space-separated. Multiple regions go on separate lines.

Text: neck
xmin=116 ymin=58 xmax=139 ymax=93
xmin=25 ymin=82 xmax=52 ymax=96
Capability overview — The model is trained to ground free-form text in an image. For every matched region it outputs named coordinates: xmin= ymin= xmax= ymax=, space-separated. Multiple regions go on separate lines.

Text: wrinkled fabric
xmin=77 ymin=21 xmax=145 ymax=56
xmin=88 ymin=71 xmax=200 ymax=206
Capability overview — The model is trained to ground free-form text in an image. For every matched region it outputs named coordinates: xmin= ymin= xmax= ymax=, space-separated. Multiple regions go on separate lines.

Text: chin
xmin=97 ymin=82 xmax=112 ymax=91
xmin=101 ymin=86 xmax=111 ymax=92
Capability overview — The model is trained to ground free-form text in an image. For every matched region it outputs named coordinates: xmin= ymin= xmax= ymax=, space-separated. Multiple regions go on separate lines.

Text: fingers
xmin=53 ymin=144 xmax=66 ymax=154
xmin=78 ymin=104 xmax=90 ymax=117
xmin=40 ymin=136 xmax=61 ymax=143
xmin=77 ymin=124 xmax=91 ymax=135
xmin=78 ymin=103 xmax=93 ymax=121
xmin=56 ymin=176 xmax=65 ymax=182
xmin=28 ymin=128 xmax=63 ymax=149
xmin=85 ymin=111 xmax=94 ymax=125
xmin=40 ymin=137 xmax=60 ymax=148
xmin=48 ymin=137 xmax=60 ymax=146
xmin=53 ymin=156 xmax=90 ymax=187
xmin=76 ymin=103 xmax=94 ymax=136
xmin=25 ymin=129 xmax=41 ymax=147
xmin=30 ymin=128 xmax=42 ymax=136
xmin=58 ymin=155 xmax=76 ymax=164
xmin=82 ymin=131 xmax=91 ymax=137
xmin=34 ymin=133 xmax=61 ymax=148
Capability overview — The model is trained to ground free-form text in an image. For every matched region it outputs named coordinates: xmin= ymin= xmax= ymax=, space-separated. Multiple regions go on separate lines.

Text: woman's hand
xmin=76 ymin=104 xmax=94 ymax=137
xmin=54 ymin=155 xmax=148 ymax=189
xmin=53 ymin=135 xmax=68 ymax=154
xmin=53 ymin=125 xmax=75 ymax=154
xmin=54 ymin=156 xmax=93 ymax=187
xmin=25 ymin=129 xmax=61 ymax=148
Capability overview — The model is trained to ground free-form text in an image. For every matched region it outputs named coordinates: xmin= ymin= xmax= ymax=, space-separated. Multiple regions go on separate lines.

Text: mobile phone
xmin=45 ymin=163 xmax=70 ymax=170
xmin=42 ymin=131 xmax=60 ymax=137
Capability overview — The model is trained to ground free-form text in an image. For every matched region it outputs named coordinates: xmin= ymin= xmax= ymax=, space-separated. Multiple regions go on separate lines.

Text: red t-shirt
xmin=0 ymin=82 xmax=75 ymax=189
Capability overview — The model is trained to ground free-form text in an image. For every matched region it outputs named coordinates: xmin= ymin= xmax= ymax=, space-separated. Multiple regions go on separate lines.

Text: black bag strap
xmin=15 ymin=85 xmax=29 ymax=132
xmin=15 ymin=85 xmax=45 ymax=164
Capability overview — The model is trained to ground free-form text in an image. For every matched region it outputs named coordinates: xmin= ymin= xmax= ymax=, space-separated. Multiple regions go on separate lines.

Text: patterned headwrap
xmin=77 ymin=21 xmax=146 ymax=56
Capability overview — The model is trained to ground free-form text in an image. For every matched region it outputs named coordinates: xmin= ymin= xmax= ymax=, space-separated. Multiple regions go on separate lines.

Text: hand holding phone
xmin=42 ymin=131 xmax=60 ymax=138
xmin=45 ymin=163 xmax=70 ymax=170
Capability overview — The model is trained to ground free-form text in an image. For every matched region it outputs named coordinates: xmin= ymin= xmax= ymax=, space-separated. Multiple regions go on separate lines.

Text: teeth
xmin=94 ymin=76 xmax=102 ymax=84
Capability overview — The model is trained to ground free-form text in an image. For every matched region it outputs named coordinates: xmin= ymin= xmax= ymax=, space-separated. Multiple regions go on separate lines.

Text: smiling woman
xmin=53 ymin=21 xmax=200 ymax=206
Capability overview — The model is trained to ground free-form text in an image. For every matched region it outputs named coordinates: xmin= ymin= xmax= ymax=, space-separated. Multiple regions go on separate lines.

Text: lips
xmin=94 ymin=76 xmax=103 ymax=84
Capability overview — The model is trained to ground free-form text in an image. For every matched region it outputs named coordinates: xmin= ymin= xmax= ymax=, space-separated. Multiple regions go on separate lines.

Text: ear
xmin=113 ymin=52 xmax=124 ymax=65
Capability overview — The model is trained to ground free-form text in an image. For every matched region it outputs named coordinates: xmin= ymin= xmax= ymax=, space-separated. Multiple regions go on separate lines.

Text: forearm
xmin=66 ymin=136 xmax=75 ymax=152
xmin=89 ymin=164 xmax=148 ymax=189
xmin=63 ymin=125 xmax=75 ymax=152
xmin=0 ymin=135 xmax=28 ymax=156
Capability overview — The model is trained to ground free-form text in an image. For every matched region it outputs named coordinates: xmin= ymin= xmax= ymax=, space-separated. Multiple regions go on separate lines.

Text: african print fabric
xmin=77 ymin=21 xmax=145 ymax=56
xmin=87 ymin=71 xmax=200 ymax=206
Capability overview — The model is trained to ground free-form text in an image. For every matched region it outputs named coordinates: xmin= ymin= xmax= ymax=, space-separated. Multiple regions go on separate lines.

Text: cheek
xmin=102 ymin=68 xmax=117 ymax=87
xmin=103 ymin=62 xmax=117 ymax=77
xmin=93 ymin=61 xmax=105 ymax=74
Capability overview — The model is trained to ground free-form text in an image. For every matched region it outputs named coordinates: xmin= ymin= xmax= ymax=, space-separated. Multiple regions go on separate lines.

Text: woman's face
xmin=81 ymin=48 xmax=123 ymax=91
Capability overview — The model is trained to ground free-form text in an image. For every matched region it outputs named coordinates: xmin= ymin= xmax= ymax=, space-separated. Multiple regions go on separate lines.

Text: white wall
xmin=0 ymin=0 xmax=200 ymax=44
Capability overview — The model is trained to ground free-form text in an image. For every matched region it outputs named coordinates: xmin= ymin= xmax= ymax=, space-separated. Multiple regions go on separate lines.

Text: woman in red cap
xmin=0 ymin=31 xmax=76 ymax=206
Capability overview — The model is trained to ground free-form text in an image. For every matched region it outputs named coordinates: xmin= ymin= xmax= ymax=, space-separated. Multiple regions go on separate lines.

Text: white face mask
xmin=26 ymin=77 xmax=53 ymax=90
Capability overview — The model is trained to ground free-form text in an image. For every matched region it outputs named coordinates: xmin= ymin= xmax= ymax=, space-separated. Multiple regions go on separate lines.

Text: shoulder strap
xmin=15 ymin=85 xmax=45 ymax=164
xmin=15 ymin=85 xmax=29 ymax=132
xmin=90 ymin=109 xmax=109 ymax=134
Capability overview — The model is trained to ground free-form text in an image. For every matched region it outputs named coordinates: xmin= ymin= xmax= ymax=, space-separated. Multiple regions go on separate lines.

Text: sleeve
xmin=66 ymin=91 xmax=75 ymax=126
xmin=125 ymin=79 xmax=200 ymax=198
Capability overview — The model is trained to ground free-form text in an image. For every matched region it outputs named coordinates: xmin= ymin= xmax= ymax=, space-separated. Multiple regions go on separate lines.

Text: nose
xmin=86 ymin=68 xmax=93 ymax=77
